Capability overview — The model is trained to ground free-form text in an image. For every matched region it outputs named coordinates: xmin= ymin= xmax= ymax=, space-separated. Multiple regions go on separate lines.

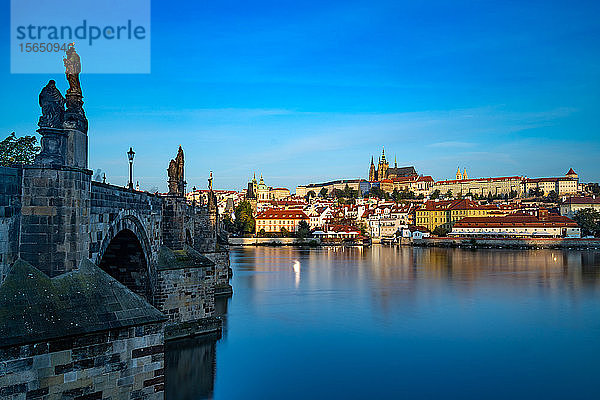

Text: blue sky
xmin=1 ymin=0 xmax=599 ymax=191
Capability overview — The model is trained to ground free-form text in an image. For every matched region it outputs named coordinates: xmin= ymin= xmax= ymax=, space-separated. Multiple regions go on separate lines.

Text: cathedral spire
xmin=371 ymin=155 xmax=374 ymax=165
xmin=456 ymin=167 xmax=461 ymax=180
xmin=394 ymin=155 xmax=397 ymax=168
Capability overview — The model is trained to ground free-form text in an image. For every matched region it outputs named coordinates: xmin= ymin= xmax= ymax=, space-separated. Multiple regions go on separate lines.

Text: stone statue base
xmin=35 ymin=127 xmax=67 ymax=166
xmin=35 ymin=125 xmax=88 ymax=169
xmin=65 ymin=92 xmax=88 ymax=134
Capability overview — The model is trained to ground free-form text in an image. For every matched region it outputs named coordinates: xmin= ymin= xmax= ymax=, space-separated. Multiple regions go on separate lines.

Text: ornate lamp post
xmin=127 ymin=147 xmax=135 ymax=190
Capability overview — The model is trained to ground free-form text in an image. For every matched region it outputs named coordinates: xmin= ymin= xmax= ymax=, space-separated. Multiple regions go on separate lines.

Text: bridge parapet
xmin=0 ymin=166 xmax=23 ymax=284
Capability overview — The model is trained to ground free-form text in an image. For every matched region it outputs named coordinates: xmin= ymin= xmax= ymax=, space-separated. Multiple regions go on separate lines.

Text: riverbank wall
xmin=228 ymin=237 xmax=321 ymax=246
xmin=413 ymin=237 xmax=600 ymax=249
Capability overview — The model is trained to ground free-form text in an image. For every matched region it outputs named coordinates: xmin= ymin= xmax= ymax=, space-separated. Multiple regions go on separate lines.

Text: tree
xmin=305 ymin=190 xmax=316 ymax=202
xmin=319 ymin=187 xmax=328 ymax=198
xmin=280 ymin=227 xmax=290 ymax=237
xmin=222 ymin=215 xmax=236 ymax=233
xmin=342 ymin=184 xmax=358 ymax=199
xmin=0 ymin=132 xmax=40 ymax=166
xmin=546 ymin=190 xmax=559 ymax=203
xmin=432 ymin=226 xmax=450 ymax=237
xmin=430 ymin=189 xmax=441 ymax=200
xmin=369 ymin=187 xmax=386 ymax=199
xmin=296 ymin=220 xmax=311 ymax=239
xmin=573 ymin=208 xmax=600 ymax=237
xmin=234 ymin=201 xmax=255 ymax=235
xmin=529 ymin=187 xmax=543 ymax=197
xmin=445 ymin=190 xmax=453 ymax=199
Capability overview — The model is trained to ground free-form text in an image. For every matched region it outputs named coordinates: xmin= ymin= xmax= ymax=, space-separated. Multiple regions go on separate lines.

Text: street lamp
xmin=127 ymin=147 xmax=135 ymax=190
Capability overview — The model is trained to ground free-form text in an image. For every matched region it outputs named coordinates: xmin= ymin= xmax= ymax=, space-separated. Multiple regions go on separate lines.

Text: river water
xmin=166 ymin=246 xmax=600 ymax=399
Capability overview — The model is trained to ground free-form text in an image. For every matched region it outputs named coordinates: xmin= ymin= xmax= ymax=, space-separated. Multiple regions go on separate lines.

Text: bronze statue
xmin=167 ymin=146 xmax=185 ymax=195
xmin=208 ymin=171 xmax=213 ymax=191
xmin=63 ymin=43 xmax=82 ymax=96
xmin=38 ymin=80 xmax=65 ymax=128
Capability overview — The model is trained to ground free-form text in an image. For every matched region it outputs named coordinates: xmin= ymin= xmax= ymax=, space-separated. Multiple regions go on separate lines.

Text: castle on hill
xmin=368 ymin=147 xmax=417 ymax=181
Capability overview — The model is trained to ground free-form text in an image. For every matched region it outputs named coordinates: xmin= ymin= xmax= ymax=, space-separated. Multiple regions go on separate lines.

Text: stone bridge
xmin=0 ymin=49 xmax=231 ymax=399
xmin=0 ymin=142 xmax=231 ymax=324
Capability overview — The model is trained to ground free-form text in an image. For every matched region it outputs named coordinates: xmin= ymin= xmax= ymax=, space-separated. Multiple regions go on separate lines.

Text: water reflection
xmin=166 ymin=295 xmax=230 ymax=400
xmin=166 ymin=246 xmax=600 ymax=400
xmin=292 ymin=259 xmax=301 ymax=288
xmin=165 ymin=334 xmax=217 ymax=400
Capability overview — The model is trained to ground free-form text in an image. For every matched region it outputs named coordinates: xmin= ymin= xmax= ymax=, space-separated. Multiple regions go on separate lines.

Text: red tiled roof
xmin=563 ymin=196 xmax=600 ymax=205
xmin=329 ymin=225 xmax=361 ymax=233
xmin=567 ymin=168 xmax=577 ymax=175
xmin=408 ymin=225 xmax=430 ymax=233
xmin=391 ymin=176 xmax=416 ymax=183
xmin=256 ymin=210 xmax=309 ymax=220
xmin=417 ymin=198 xmax=493 ymax=211
xmin=524 ymin=177 xmax=574 ymax=183
xmin=454 ymin=214 xmax=577 ymax=228
xmin=435 ymin=176 xmax=522 ymax=184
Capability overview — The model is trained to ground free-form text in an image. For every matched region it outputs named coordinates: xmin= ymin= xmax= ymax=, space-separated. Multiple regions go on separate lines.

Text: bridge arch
xmin=96 ymin=213 xmax=155 ymax=304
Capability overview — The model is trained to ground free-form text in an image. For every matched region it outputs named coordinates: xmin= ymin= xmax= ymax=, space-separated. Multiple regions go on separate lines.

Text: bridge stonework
xmin=0 ymin=69 xmax=231 ymax=399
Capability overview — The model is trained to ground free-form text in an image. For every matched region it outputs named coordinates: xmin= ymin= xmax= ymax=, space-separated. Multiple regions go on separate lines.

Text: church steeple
xmin=394 ymin=155 xmax=397 ymax=168
xmin=456 ymin=167 xmax=462 ymax=180
xmin=369 ymin=155 xmax=377 ymax=181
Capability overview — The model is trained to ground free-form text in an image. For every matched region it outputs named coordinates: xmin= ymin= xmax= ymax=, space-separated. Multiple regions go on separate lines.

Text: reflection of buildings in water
xmin=231 ymin=246 xmax=600 ymax=320
xmin=235 ymin=246 xmax=310 ymax=291
xmin=580 ymin=251 xmax=600 ymax=281
xmin=411 ymin=248 xmax=600 ymax=290
xmin=362 ymin=246 xmax=600 ymax=313
xmin=165 ymin=335 xmax=218 ymax=400
xmin=363 ymin=245 xmax=419 ymax=315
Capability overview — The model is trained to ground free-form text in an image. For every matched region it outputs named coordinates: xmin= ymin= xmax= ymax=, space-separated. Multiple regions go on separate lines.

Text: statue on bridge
xmin=63 ymin=43 xmax=82 ymax=96
xmin=168 ymin=146 xmax=186 ymax=196
xmin=62 ymin=43 xmax=88 ymax=134
xmin=38 ymin=80 xmax=65 ymax=128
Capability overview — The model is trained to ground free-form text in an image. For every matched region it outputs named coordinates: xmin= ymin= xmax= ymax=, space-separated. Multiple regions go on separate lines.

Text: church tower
xmin=377 ymin=147 xmax=389 ymax=180
xmin=456 ymin=167 xmax=462 ymax=180
xmin=369 ymin=156 xmax=376 ymax=181
xmin=462 ymin=168 xmax=468 ymax=180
